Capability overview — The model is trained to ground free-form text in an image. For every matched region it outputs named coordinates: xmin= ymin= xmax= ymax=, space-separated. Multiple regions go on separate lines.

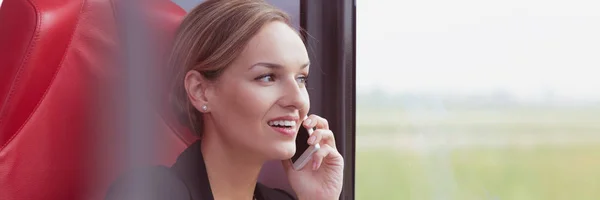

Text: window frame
xmin=300 ymin=1 xmax=356 ymax=199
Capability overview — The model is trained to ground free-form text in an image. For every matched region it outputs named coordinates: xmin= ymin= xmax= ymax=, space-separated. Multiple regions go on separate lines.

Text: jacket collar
xmin=170 ymin=140 xmax=262 ymax=200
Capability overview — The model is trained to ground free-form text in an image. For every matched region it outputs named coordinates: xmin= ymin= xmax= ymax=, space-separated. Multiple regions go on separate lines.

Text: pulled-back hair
xmin=168 ymin=0 xmax=292 ymax=137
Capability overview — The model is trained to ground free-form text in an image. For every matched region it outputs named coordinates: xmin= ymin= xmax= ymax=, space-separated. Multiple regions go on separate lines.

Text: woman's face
xmin=205 ymin=21 xmax=310 ymax=160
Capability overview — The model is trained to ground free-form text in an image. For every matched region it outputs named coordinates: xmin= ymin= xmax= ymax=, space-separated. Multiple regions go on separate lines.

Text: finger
xmin=302 ymin=115 xmax=317 ymax=128
xmin=307 ymin=129 xmax=336 ymax=149
xmin=303 ymin=114 xmax=329 ymax=130
xmin=307 ymin=129 xmax=323 ymax=145
xmin=311 ymin=144 xmax=339 ymax=171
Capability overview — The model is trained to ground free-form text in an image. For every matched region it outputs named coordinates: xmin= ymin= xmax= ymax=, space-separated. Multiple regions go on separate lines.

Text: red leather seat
xmin=0 ymin=0 xmax=196 ymax=199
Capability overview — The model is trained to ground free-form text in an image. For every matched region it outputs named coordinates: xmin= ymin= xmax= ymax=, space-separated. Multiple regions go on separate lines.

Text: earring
xmin=201 ymin=105 xmax=208 ymax=112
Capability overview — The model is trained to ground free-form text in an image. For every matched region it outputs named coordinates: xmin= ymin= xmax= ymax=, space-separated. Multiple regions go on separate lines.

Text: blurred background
xmin=356 ymin=0 xmax=600 ymax=199
xmin=2 ymin=0 xmax=599 ymax=199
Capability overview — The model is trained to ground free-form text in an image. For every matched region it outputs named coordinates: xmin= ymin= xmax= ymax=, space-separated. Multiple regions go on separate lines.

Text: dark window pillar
xmin=301 ymin=1 xmax=356 ymax=199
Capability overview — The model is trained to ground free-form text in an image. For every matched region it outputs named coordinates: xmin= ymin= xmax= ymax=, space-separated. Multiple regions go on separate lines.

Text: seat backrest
xmin=0 ymin=0 xmax=194 ymax=199
xmin=0 ymin=0 xmax=293 ymax=198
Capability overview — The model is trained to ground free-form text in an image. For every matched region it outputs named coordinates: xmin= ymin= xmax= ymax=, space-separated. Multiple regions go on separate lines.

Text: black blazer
xmin=105 ymin=140 xmax=295 ymax=200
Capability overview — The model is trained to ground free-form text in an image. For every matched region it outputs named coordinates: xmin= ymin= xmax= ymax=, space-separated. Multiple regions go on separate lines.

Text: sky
xmin=357 ymin=0 xmax=600 ymax=102
xmin=3 ymin=0 xmax=596 ymax=102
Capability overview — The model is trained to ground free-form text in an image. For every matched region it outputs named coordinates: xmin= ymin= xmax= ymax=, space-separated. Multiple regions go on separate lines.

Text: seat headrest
xmin=0 ymin=0 xmax=192 ymax=199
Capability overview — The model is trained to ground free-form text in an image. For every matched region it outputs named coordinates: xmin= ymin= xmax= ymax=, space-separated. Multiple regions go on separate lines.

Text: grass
xmin=355 ymin=104 xmax=600 ymax=200
xmin=356 ymin=146 xmax=600 ymax=200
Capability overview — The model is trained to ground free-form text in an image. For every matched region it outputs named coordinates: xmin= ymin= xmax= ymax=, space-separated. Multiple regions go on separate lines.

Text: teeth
xmin=268 ymin=120 xmax=296 ymax=127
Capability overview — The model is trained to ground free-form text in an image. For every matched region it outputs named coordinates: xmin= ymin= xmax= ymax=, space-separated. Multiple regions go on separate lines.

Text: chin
xmin=265 ymin=141 xmax=296 ymax=160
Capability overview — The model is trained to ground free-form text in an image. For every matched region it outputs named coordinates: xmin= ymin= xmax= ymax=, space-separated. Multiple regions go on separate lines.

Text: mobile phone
xmin=290 ymin=125 xmax=320 ymax=170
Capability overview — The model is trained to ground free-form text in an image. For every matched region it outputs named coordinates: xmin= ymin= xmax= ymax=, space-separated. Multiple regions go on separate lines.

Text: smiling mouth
xmin=267 ymin=120 xmax=296 ymax=129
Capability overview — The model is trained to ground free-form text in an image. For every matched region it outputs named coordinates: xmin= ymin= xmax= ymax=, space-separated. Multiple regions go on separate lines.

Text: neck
xmin=200 ymin=128 xmax=265 ymax=200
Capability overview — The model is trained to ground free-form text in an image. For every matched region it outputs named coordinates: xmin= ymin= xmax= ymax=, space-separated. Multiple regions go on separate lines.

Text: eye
xmin=256 ymin=73 xmax=275 ymax=82
xmin=296 ymin=75 xmax=308 ymax=86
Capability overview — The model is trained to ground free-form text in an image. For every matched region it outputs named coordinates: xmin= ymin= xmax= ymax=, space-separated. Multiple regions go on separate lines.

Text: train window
xmin=356 ymin=0 xmax=600 ymax=199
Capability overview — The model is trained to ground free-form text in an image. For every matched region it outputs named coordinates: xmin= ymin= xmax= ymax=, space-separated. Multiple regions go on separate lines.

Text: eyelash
xmin=255 ymin=73 xmax=309 ymax=85
xmin=256 ymin=73 xmax=275 ymax=82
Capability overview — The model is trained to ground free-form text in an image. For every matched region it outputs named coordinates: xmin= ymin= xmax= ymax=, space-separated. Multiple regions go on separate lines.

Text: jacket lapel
xmin=171 ymin=140 xmax=214 ymax=200
xmin=170 ymin=140 xmax=271 ymax=200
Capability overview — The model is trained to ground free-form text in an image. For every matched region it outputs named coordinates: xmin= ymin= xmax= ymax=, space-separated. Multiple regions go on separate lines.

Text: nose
xmin=277 ymin=77 xmax=309 ymax=111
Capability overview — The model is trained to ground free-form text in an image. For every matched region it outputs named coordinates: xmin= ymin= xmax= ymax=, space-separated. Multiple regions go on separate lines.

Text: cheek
xmin=215 ymin=81 xmax=275 ymax=128
xmin=232 ymin=86 xmax=271 ymax=117
xmin=300 ymin=89 xmax=310 ymax=116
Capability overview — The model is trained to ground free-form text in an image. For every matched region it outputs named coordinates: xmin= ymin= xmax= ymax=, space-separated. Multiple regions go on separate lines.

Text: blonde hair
xmin=168 ymin=0 xmax=291 ymax=137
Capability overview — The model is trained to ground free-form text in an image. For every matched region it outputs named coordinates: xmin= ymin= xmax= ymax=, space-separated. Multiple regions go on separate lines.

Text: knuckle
xmin=311 ymin=130 xmax=321 ymax=137
xmin=316 ymin=149 xmax=327 ymax=157
xmin=319 ymin=130 xmax=333 ymax=139
xmin=326 ymin=144 xmax=338 ymax=151
xmin=326 ymin=129 xmax=334 ymax=136
xmin=316 ymin=134 xmax=323 ymax=140
xmin=317 ymin=130 xmax=328 ymax=136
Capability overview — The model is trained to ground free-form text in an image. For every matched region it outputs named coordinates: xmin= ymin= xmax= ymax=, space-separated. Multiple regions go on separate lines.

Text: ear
xmin=184 ymin=70 xmax=211 ymax=113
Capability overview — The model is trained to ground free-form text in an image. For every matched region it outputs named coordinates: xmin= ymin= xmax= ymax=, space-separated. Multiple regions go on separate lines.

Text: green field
xmin=355 ymin=102 xmax=600 ymax=200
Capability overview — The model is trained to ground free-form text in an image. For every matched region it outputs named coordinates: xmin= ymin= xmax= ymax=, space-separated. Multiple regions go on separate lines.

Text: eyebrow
xmin=249 ymin=62 xmax=310 ymax=70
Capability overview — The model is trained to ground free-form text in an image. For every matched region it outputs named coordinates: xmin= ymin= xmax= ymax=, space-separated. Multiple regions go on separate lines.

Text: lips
xmin=267 ymin=116 xmax=299 ymax=137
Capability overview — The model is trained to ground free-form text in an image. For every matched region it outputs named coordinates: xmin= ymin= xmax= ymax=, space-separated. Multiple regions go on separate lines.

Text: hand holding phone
xmin=283 ymin=114 xmax=344 ymax=200
xmin=290 ymin=125 xmax=320 ymax=171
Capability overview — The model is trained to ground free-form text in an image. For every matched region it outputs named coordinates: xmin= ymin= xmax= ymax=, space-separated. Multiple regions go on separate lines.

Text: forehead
xmin=235 ymin=21 xmax=309 ymax=68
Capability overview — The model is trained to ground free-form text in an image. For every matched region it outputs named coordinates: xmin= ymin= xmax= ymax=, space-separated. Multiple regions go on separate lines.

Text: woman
xmin=105 ymin=0 xmax=344 ymax=199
